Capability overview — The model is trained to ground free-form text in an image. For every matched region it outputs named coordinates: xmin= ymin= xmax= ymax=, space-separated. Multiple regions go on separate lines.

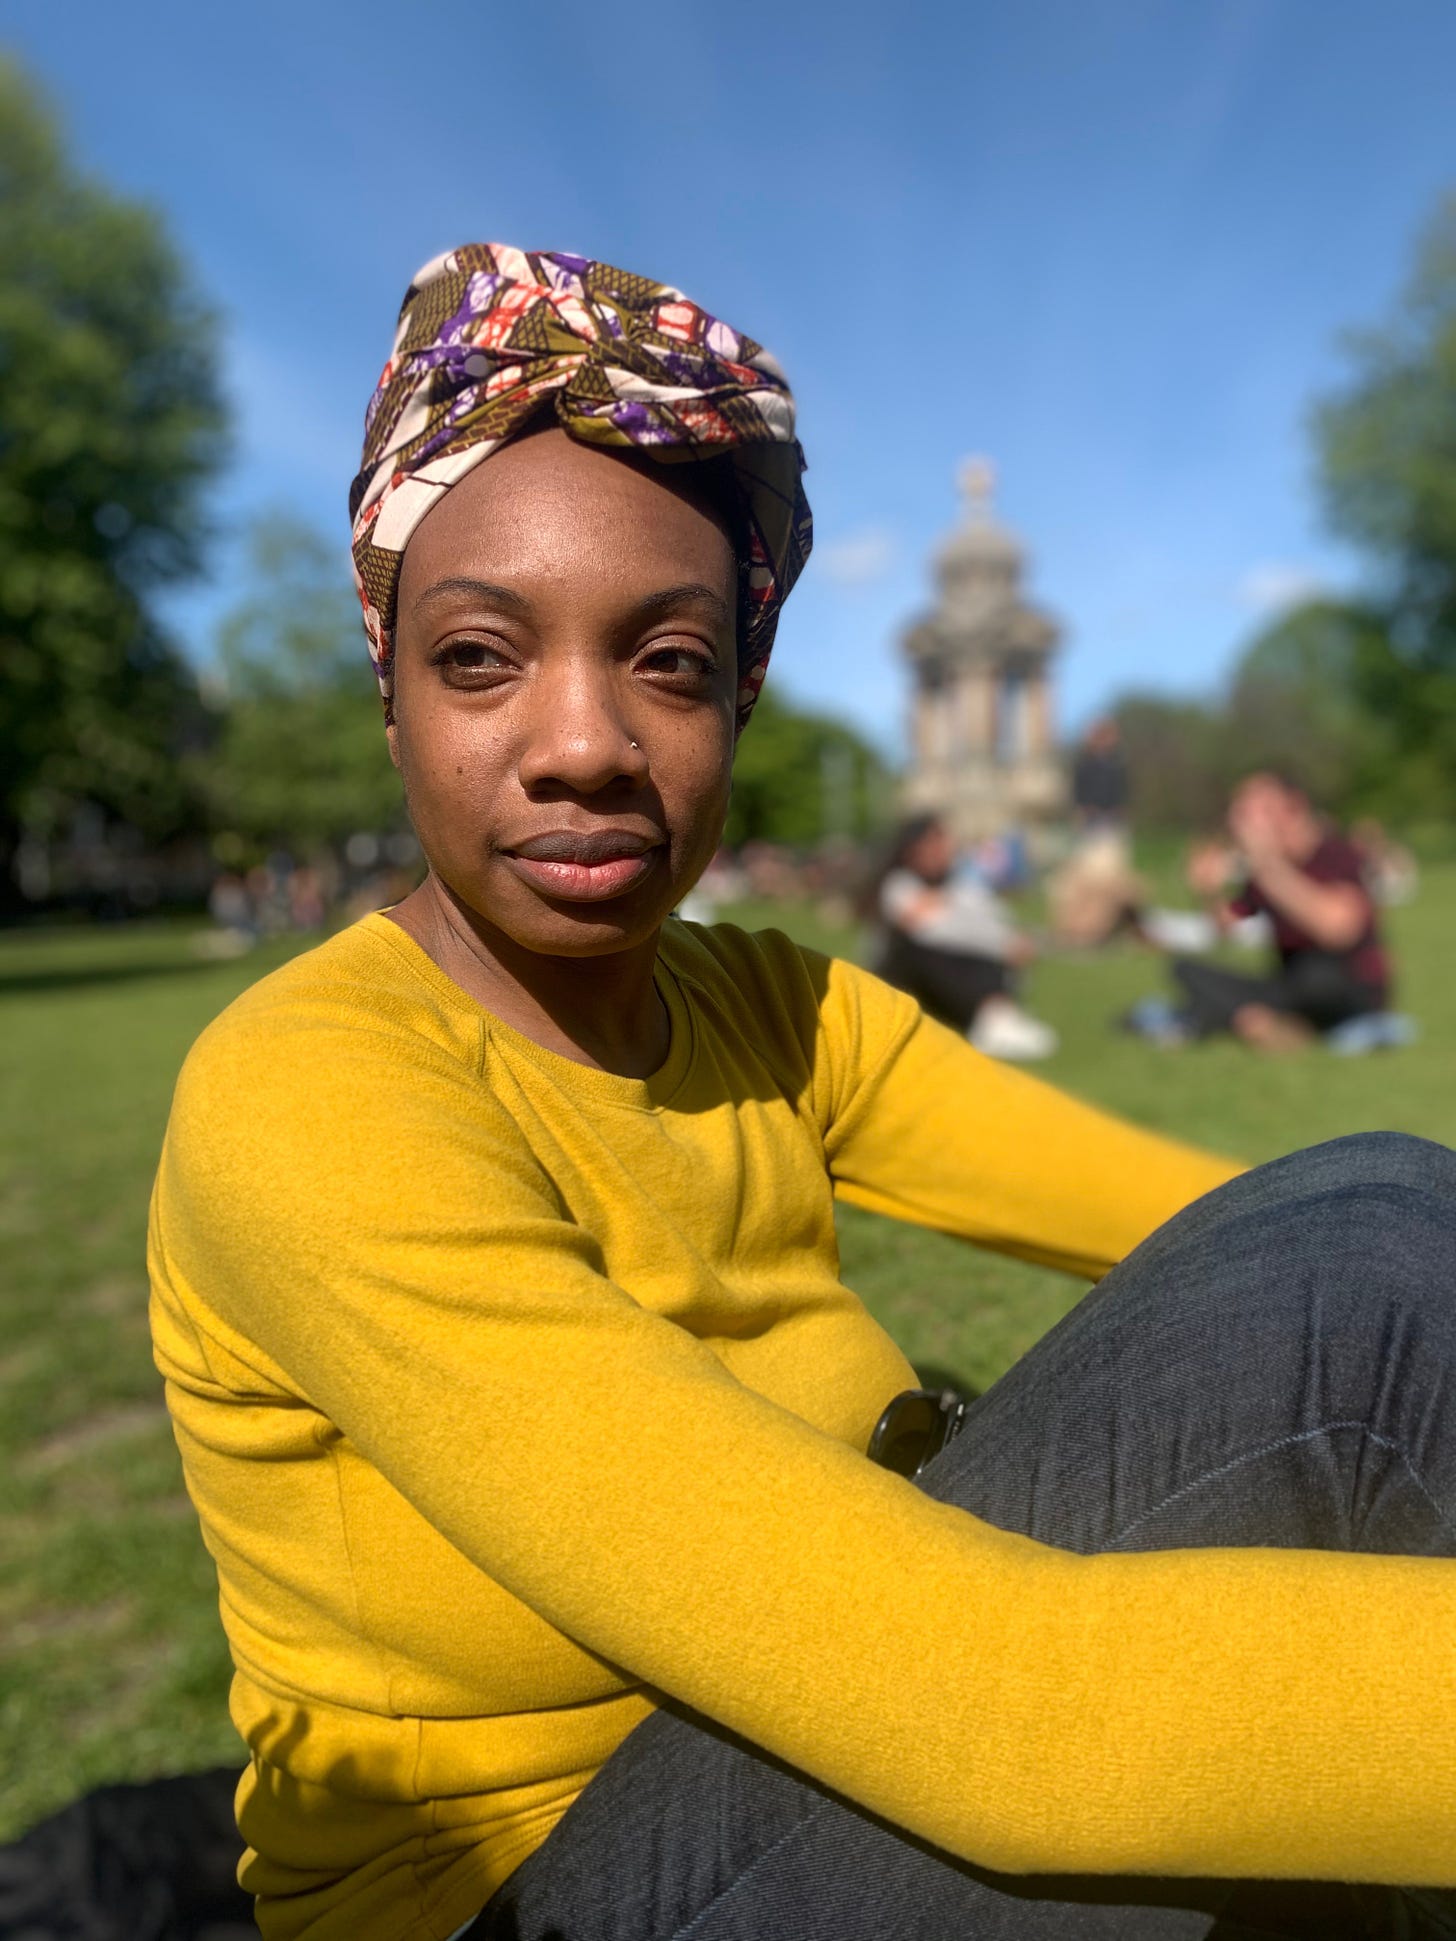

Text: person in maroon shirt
xmin=1173 ymin=771 xmax=1391 ymax=1050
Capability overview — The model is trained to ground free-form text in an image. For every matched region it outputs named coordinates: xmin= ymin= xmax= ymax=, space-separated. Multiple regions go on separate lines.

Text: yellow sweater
xmin=149 ymin=915 xmax=1456 ymax=1941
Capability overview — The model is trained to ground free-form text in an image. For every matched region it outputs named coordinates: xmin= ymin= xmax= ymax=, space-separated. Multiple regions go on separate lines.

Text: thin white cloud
xmin=818 ymin=525 xmax=897 ymax=589
xmin=1234 ymin=562 xmax=1324 ymax=617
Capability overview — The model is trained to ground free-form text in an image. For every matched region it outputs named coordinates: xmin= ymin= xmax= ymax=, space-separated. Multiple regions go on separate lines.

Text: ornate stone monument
xmin=901 ymin=460 xmax=1066 ymax=841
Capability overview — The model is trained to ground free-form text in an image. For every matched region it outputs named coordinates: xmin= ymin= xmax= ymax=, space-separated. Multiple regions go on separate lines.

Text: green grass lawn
xmin=3 ymin=876 xmax=1455 ymax=1838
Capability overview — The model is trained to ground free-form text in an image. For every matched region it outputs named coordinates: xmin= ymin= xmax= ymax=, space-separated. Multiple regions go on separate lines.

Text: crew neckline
xmin=360 ymin=910 xmax=697 ymax=1113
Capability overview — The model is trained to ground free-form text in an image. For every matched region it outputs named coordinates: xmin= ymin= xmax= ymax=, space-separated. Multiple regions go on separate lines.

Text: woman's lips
xmin=502 ymin=834 xmax=662 ymax=904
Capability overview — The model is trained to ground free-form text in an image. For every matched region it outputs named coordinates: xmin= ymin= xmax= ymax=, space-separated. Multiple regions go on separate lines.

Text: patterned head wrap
xmin=349 ymin=244 xmax=812 ymax=728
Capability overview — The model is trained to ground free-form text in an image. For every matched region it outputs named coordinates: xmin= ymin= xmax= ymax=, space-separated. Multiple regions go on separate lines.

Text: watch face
xmin=869 ymin=1390 xmax=956 ymax=1479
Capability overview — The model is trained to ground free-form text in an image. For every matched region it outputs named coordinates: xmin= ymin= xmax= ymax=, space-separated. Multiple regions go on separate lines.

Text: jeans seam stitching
xmin=1109 ymin=1419 xmax=1456 ymax=1548
xmin=667 ymin=1801 xmax=832 ymax=1939
xmin=1406 ymin=1889 xmax=1456 ymax=1937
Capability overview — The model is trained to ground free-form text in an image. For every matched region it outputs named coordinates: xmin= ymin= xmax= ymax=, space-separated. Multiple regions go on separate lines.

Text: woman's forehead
xmin=399 ymin=434 xmax=741 ymax=628
xmin=398 ymin=431 xmax=737 ymax=611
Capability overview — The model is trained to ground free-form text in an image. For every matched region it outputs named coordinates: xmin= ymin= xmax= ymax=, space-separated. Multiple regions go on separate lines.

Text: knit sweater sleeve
xmin=806 ymin=946 xmax=1242 ymax=1276
xmin=154 ymin=953 xmax=1456 ymax=1888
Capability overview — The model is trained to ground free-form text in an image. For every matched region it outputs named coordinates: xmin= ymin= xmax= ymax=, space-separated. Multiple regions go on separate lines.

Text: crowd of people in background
xmin=201 ymin=837 xmax=422 ymax=953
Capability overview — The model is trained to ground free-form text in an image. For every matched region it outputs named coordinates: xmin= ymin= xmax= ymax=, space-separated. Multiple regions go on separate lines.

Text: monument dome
xmin=901 ymin=459 xmax=1066 ymax=841
xmin=934 ymin=458 xmax=1023 ymax=602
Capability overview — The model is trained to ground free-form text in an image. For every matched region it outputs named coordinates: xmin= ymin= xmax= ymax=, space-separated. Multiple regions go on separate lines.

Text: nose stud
xmin=629 ymin=739 xmax=640 ymax=749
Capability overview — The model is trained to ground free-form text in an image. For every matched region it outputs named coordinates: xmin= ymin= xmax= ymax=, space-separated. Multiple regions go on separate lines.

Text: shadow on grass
xmin=0 ymin=959 xmax=232 ymax=1000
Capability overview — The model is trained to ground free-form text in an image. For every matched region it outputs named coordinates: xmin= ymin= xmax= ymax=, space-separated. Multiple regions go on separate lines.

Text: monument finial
xmin=959 ymin=455 xmax=997 ymax=519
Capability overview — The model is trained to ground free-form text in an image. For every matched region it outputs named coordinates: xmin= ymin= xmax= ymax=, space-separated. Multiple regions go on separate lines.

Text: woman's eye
xmin=640 ymin=644 xmax=714 ymax=681
xmin=433 ymin=639 xmax=513 ymax=683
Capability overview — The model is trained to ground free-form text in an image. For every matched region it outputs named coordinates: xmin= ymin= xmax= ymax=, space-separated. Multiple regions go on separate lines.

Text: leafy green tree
xmin=1111 ymin=693 xmax=1232 ymax=832
xmin=0 ymin=58 xmax=226 ymax=890
xmin=1226 ymin=598 xmax=1398 ymax=814
xmin=1314 ymin=194 xmax=1456 ymax=817
xmin=204 ymin=515 xmax=404 ymax=850
xmin=1114 ymin=602 xmax=1402 ymax=833
xmin=1115 ymin=599 xmax=1435 ymax=832
xmin=1116 ymin=195 xmax=1456 ymax=835
xmin=724 ymin=689 xmax=892 ymax=848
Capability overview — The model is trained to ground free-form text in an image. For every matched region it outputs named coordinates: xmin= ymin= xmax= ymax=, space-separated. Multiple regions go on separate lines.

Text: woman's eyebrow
xmin=411 ymin=576 xmax=533 ymax=618
xmin=634 ymin=584 xmax=734 ymax=628
xmin=409 ymin=580 xmax=731 ymax=627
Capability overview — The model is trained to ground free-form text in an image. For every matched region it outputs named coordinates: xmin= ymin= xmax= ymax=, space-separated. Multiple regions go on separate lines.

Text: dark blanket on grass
xmin=0 ymin=1768 xmax=254 ymax=1939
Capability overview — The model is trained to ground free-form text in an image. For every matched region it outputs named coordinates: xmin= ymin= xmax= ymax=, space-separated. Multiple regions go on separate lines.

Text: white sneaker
xmin=970 ymin=999 xmax=1059 ymax=1061
xmin=1141 ymin=908 xmax=1217 ymax=954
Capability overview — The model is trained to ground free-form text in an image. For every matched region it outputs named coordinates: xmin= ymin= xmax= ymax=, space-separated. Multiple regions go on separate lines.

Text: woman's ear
xmin=386 ymin=721 xmax=402 ymax=772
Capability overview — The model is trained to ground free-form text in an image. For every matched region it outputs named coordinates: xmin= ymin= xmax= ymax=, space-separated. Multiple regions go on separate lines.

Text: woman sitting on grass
xmin=873 ymin=811 xmax=1058 ymax=1060
xmin=150 ymin=246 xmax=1456 ymax=1941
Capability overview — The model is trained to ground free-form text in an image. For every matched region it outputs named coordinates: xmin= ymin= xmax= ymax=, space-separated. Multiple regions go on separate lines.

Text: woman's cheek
xmin=417 ymin=715 xmax=511 ymax=804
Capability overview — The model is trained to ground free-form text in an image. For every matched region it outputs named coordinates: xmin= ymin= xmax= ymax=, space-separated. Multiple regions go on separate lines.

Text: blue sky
xmin=9 ymin=0 xmax=1456 ymax=754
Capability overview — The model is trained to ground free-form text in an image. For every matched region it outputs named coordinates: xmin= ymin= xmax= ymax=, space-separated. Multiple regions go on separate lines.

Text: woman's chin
xmin=461 ymin=880 xmax=680 ymax=960
xmin=518 ymin=914 xmax=667 ymax=958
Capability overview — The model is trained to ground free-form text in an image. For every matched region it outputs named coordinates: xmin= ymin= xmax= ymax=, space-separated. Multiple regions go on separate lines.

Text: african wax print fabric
xmin=349 ymin=244 xmax=812 ymax=726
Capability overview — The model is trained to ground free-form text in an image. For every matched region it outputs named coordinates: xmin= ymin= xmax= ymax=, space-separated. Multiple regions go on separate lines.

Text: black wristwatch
xmin=867 ymin=1387 xmax=968 ymax=1480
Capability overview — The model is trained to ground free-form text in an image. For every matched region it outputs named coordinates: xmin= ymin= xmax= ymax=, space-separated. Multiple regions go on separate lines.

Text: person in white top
xmin=873 ymin=814 xmax=1058 ymax=1060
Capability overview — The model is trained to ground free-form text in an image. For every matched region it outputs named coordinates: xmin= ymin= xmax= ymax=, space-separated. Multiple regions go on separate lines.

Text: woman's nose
xmin=515 ymin=665 xmax=649 ymax=795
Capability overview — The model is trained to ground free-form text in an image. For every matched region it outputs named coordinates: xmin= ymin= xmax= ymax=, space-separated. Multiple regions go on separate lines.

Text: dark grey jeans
xmin=1172 ymin=952 xmax=1383 ymax=1038
xmin=468 ymin=1134 xmax=1456 ymax=1941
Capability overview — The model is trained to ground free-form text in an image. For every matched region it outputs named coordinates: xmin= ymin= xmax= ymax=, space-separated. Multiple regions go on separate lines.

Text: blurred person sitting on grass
xmin=872 ymin=811 xmax=1058 ymax=1060
xmin=1169 ymin=770 xmax=1392 ymax=1051
xmin=150 ymin=246 xmax=1456 ymax=1941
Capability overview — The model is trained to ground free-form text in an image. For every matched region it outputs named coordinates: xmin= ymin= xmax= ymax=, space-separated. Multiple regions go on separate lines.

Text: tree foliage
xmin=724 ymin=688 xmax=892 ymax=848
xmin=202 ymin=516 xmax=404 ymax=849
xmin=1111 ymin=692 xmax=1233 ymax=833
xmin=1115 ymin=600 xmax=1400 ymax=831
xmin=1117 ymin=195 xmax=1456 ymax=833
xmin=0 ymin=58 xmax=225 ymax=864
xmin=1312 ymin=194 xmax=1456 ymax=818
xmin=1226 ymin=598 xmax=1398 ymax=808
